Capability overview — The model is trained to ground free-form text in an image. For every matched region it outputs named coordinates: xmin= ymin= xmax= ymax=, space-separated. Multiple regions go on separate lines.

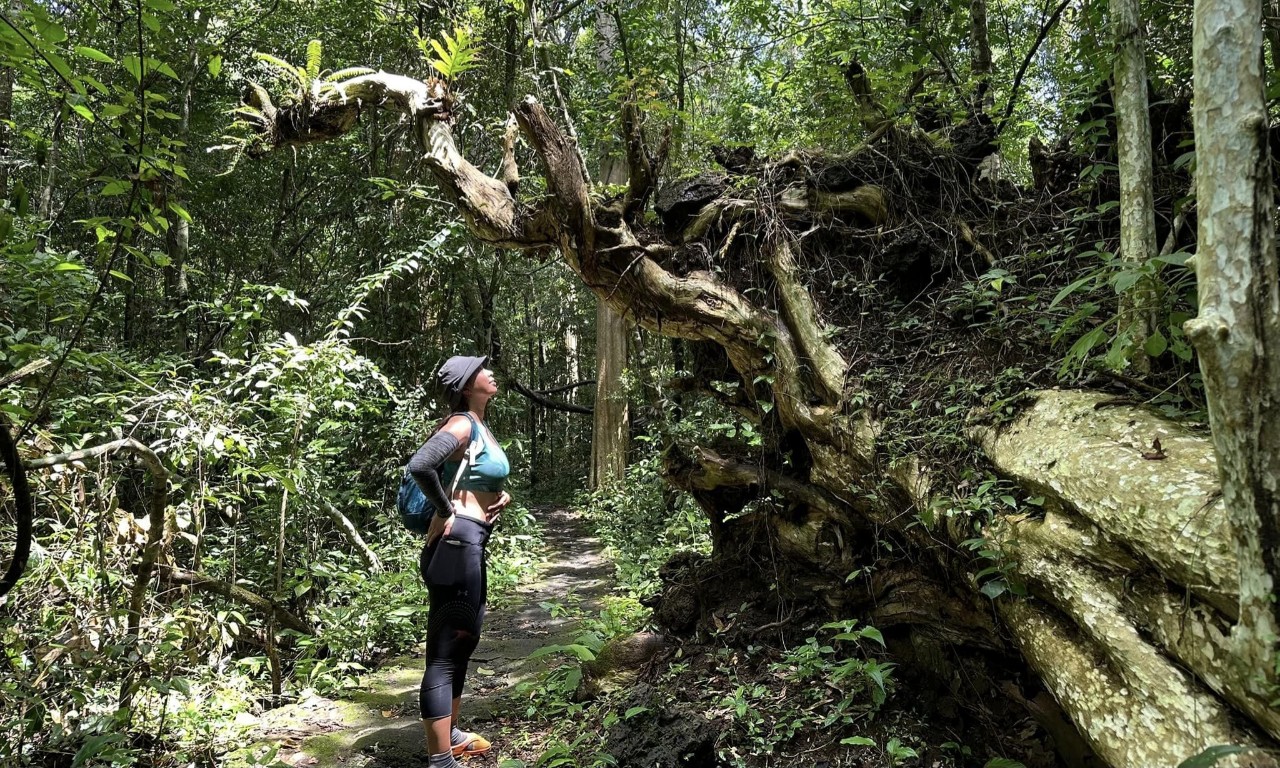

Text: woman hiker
xmin=408 ymin=355 xmax=512 ymax=765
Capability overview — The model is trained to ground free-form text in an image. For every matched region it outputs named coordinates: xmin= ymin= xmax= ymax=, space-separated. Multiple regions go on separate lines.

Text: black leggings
xmin=419 ymin=516 xmax=491 ymax=720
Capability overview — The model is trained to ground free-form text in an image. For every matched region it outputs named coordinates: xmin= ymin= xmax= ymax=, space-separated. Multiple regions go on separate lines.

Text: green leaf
xmin=69 ymin=103 xmax=94 ymax=122
xmin=984 ymin=760 xmax=1028 ymax=768
xmin=980 ymin=580 xmax=1008 ymax=599
xmin=306 ymin=39 xmax=322 ymax=80
xmin=109 ymin=269 xmax=132 ymax=282
xmin=841 ymin=736 xmax=875 ymax=746
xmin=1112 ymin=270 xmax=1142 ymax=294
xmin=859 ymin=626 xmax=885 ymax=646
xmin=168 ymin=201 xmax=192 ymax=222
xmin=75 ymin=46 xmax=115 ymax=64
xmin=1144 ymin=330 xmax=1168 ymax=357
xmin=101 ymin=179 xmax=130 ymax=196
xmin=1049 ymin=273 xmax=1097 ymax=309
xmin=53 ymin=262 xmax=85 ymax=271
xmin=207 ymin=55 xmax=222 ymax=77
xmin=1176 ymin=745 xmax=1256 ymax=768
xmin=122 ymin=55 xmax=143 ymax=82
xmin=145 ymin=0 xmax=176 ymax=10
xmin=1153 ymin=251 xmax=1192 ymax=267
xmin=43 ymin=49 xmax=76 ymax=86
xmin=72 ymin=733 xmax=124 ymax=767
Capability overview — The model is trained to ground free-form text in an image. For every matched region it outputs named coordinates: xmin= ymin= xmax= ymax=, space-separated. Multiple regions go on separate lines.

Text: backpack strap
xmin=445 ymin=413 xmax=483 ymax=500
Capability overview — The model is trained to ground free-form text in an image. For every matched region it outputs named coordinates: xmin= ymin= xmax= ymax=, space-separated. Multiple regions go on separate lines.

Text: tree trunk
xmin=591 ymin=300 xmax=629 ymax=488
xmin=1187 ymin=0 xmax=1280 ymax=701
xmin=589 ymin=7 xmax=631 ymax=490
xmin=162 ymin=10 xmax=208 ymax=354
xmin=970 ymin=0 xmax=993 ymax=111
xmin=0 ymin=53 xmax=12 ymax=202
xmin=1110 ymin=0 xmax=1159 ymax=373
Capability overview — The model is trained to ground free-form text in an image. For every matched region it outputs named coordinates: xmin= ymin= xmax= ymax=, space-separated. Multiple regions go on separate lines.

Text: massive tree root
xmin=237 ymin=71 xmax=1278 ymax=767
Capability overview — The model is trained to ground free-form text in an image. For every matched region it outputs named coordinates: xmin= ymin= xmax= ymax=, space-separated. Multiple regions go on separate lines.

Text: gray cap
xmin=437 ymin=355 xmax=487 ymax=410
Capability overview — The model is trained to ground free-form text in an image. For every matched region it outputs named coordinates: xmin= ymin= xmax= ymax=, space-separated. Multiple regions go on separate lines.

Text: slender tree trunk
xmin=37 ymin=105 xmax=65 ymax=223
xmin=1187 ymin=0 xmax=1280 ymax=699
xmin=0 ymin=60 xmax=12 ymax=202
xmin=1110 ymin=0 xmax=1160 ymax=373
xmin=970 ymin=0 xmax=993 ymax=111
xmin=162 ymin=10 xmax=208 ymax=353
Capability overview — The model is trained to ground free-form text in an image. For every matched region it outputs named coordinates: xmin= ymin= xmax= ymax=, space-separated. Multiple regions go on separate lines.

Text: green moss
xmin=301 ymin=734 xmax=349 ymax=765
xmin=343 ymin=689 xmax=405 ymax=709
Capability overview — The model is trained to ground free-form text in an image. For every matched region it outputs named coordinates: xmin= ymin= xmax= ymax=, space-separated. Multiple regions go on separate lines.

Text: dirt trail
xmin=246 ymin=508 xmax=613 ymax=767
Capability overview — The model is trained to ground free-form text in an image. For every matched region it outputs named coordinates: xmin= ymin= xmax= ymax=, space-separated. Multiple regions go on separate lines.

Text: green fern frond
xmin=417 ymin=26 xmax=480 ymax=81
xmin=305 ymin=39 xmax=323 ymax=82
xmin=253 ymin=52 xmax=304 ymax=84
xmin=325 ymin=66 xmax=375 ymax=82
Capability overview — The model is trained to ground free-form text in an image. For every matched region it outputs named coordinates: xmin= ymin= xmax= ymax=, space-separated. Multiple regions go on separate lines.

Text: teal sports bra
xmin=443 ymin=413 xmax=510 ymax=493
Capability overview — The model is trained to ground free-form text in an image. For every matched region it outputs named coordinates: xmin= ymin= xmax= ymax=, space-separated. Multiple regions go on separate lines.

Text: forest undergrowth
xmin=498 ymin=451 xmax=1044 ymax=768
xmin=0 ymin=326 xmax=547 ymax=767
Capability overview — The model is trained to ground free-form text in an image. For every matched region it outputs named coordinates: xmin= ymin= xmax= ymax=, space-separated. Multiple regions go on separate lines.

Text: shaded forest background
xmin=1 ymin=0 xmax=1277 ymax=766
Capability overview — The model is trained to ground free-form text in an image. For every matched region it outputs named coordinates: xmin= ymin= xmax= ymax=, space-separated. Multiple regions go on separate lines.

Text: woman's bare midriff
xmin=455 ymin=489 xmax=501 ymax=525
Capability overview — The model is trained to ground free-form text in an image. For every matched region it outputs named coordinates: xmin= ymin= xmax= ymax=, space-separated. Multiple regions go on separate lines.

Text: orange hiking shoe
xmin=451 ymin=731 xmax=492 ymax=758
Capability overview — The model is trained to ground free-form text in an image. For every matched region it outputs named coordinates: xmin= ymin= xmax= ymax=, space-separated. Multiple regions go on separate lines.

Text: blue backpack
xmin=397 ymin=414 xmax=480 ymax=534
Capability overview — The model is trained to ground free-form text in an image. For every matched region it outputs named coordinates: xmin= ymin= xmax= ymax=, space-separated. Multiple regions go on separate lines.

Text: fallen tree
xmin=231 ymin=58 xmax=1279 ymax=767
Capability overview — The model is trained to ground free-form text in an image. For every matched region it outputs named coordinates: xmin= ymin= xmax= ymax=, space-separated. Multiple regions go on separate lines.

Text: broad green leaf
xmin=69 ymin=103 xmax=94 ymax=122
xmin=122 ymin=55 xmax=143 ymax=81
xmin=43 ymin=50 xmax=76 ymax=86
xmin=109 ymin=269 xmax=132 ymax=282
xmin=841 ymin=736 xmax=875 ymax=746
xmin=207 ymin=55 xmax=222 ymax=77
xmin=53 ymin=262 xmax=85 ymax=271
xmin=1144 ymin=330 xmax=1168 ymax=357
xmin=168 ymin=202 xmax=192 ymax=222
xmin=75 ymin=46 xmax=115 ymax=64
xmin=859 ymin=626 xmax=885 ymax=646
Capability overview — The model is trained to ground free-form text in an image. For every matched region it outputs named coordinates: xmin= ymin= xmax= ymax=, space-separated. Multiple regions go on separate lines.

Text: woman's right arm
xmin=407 ymin=415 xmax=472 ymax=516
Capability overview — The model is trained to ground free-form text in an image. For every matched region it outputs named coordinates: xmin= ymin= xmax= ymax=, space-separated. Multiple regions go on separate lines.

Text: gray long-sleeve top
xmin=408 ymin=431 xmax=463 ymax=517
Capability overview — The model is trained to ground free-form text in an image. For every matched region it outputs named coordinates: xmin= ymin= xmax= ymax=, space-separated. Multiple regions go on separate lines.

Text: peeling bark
xmin=1189 ymin=0 xmax=1280 ymax=698
xmin=978 ymin=389 xmax=1237 ymax=615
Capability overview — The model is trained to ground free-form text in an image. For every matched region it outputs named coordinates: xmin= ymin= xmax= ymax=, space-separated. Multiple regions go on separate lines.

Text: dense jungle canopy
xmin=2 ymin=0 xmax=1280 ymax=766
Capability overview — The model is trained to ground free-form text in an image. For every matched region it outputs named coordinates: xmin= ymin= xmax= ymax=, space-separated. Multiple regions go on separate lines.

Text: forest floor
xmin=239 ymin=507 xmax=611 ymax=768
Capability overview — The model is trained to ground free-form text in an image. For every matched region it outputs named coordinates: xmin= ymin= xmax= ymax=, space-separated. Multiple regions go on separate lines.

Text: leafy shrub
xmin=578 ymin=450 xmax=710 ymax=599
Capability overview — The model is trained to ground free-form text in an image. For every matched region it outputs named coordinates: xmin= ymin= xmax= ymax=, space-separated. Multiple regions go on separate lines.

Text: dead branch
xmin=621 ymin=97 xmax=656 ymax=222
xmin=317 ymin=497 xmax=382 ymax=572
xmin=0 ymin=358 xmax=51 ymax=390
xmin=160 ymin=565 xmax=313 ymax=634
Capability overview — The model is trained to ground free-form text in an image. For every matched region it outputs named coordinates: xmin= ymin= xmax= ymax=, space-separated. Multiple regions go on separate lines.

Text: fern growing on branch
xmin=416 ymin=27 xmax=480 ymax=81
